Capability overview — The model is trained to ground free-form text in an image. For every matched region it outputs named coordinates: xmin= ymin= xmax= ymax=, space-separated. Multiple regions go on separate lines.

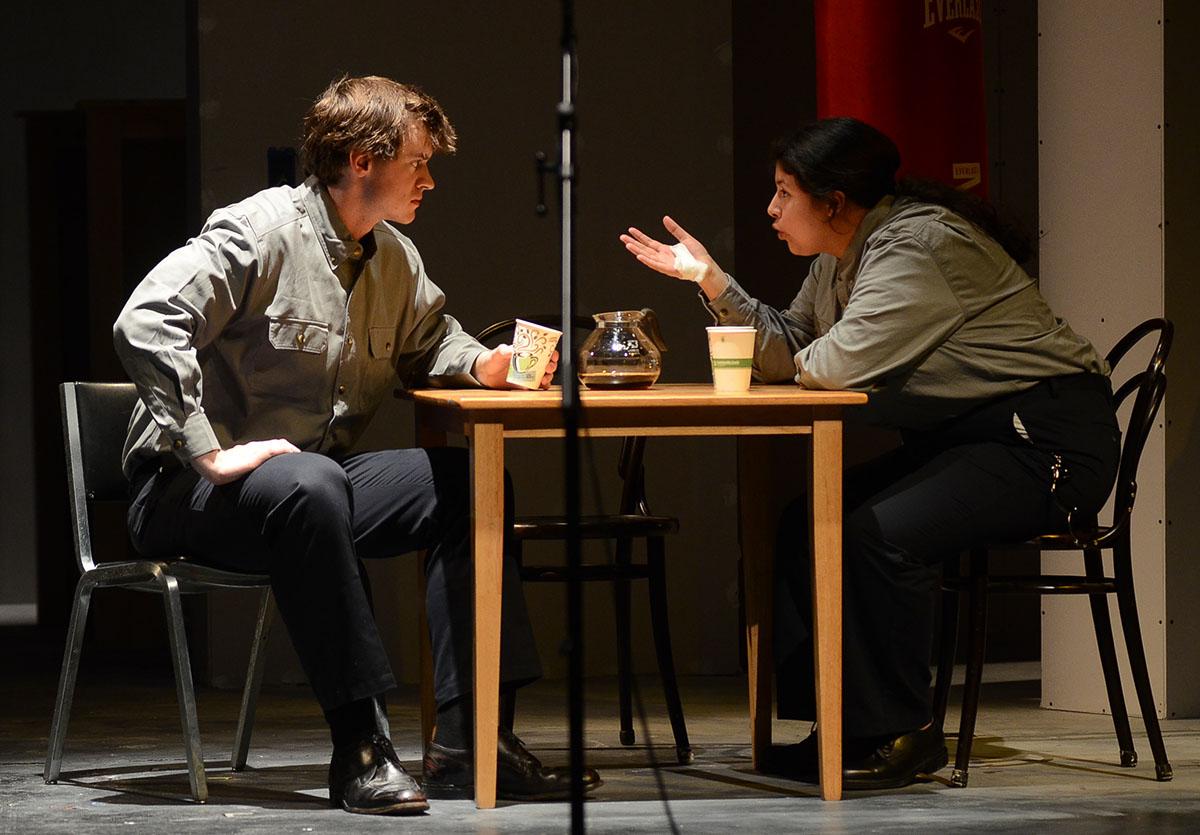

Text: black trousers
xmin=774 ymin=374 xmax=1120 ymax=738
xmin=128 ymin=447 xmax=542 ymax=712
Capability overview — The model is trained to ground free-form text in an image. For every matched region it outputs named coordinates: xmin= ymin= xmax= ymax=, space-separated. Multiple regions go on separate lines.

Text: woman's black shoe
xmin=328 ymin=733 xmax=429 ymax=814
xmin=842 ymin=726 xmax=949 ymax=790
xmin=423 ymin=729 xmax=601 ymax=800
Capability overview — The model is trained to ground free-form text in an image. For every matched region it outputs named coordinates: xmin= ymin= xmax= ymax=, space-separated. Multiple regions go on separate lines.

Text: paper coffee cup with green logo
xmin=706 ymin=326 xmax=756 ymax=392
xmin=506 ymin=319 xmax=563 ymax=389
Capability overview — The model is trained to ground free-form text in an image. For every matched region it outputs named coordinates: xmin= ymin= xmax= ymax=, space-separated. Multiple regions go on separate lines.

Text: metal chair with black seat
xmin=44 ymin=382 xmax=276 ymax=803
xmin=474 ymin=315 xmax=693 ymax=765
xmin=932 ymin=318 xmax=1174 ymax=788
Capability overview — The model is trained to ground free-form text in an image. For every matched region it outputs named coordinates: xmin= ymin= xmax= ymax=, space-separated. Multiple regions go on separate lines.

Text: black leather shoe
xmin=842 ymin=726 xmax=949 ymax=790
xmin=423 ymin=729 xmax=602 ymax=800
xmin=762 ymin=732 xmax=819 ymax=780
xmin=328 ymin=734 xmax=429 ymax=815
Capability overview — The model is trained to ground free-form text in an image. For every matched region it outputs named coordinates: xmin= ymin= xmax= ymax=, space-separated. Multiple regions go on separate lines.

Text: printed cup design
xmin=506 ymin=319 xmax=563 ymax=389
xmin=706 ymin=326 xmax=756 ymax=392
xmin=514 ymin=351 xmax=539 ymax=373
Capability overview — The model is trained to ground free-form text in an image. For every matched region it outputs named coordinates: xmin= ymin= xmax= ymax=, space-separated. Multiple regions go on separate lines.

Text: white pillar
xmin=1038 ymin=0 xmax=1198 ymax=719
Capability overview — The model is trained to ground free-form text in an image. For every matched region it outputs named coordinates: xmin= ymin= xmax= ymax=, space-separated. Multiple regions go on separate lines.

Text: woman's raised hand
xmin=620 ymin=216 xmax=726 ymax=296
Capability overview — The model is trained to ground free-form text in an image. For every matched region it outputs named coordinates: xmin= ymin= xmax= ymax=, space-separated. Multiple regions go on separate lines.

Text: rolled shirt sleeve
xmin=113 ymin=209 xmax=259 ymax=464
xmin=390 ymin=241 xmax=485 ymax=389
xmin=703 ymin=270 xmax=821 ymax=384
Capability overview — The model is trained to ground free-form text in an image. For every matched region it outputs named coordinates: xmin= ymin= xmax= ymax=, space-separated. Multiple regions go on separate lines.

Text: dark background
xmin=0 ymin=1 xmax=1042 ymax=685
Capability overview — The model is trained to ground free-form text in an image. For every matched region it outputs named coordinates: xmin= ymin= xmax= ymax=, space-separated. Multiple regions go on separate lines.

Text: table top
xmin=404 ymin=383 xmax=868 ymax=412
xmin=403 ymin=383 xmax=867 ymax=437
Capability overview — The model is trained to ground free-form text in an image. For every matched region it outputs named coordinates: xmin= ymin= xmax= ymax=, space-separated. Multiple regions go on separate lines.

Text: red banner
xmin=814 ymin=0 xmax=988 ymax=197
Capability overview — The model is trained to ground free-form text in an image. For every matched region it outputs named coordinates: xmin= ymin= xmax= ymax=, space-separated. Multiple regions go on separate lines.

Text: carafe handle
xmin=638 ymin=308 xmax=668 ymax=352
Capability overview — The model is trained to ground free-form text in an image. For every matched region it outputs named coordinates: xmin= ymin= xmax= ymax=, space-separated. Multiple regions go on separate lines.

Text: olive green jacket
xmin=705 ymin=196 xmax=1107 ymax=429
xmin=114 ymin=177 xmax=483 ymax=478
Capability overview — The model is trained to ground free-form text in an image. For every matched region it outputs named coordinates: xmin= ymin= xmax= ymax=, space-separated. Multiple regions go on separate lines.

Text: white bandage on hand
xmin=670 ymin=242 xmax=709 ymax=283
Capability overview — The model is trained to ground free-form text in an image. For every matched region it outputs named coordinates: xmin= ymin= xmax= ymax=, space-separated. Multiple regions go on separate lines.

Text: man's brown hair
xmin=300 ymin=75 xmax=457 ymax=185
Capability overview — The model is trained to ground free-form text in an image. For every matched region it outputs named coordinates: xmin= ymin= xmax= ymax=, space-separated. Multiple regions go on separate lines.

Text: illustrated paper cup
xmin=706 ymin=326 xmax=756 ymax=392
xmin=506 ymin=319 xmax=562 ymax=389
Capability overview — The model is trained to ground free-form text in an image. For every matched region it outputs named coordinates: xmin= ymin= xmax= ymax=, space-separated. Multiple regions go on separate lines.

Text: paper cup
xmin=506 ymin=319 xmax=563 ymax=389
xmin=706 ymin=326 xmax=756 ymax=392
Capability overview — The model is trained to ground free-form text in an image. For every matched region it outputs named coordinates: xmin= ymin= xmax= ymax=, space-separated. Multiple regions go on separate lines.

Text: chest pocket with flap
xmin=369 ymin=327 xmax=396 ymax=360
xmin=269 ymin=317 xmax=330 ymax=354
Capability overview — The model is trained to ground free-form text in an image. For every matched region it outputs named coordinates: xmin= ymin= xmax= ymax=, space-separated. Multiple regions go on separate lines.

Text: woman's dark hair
xmin=772 ymin=117 xmax=1031 ymax=263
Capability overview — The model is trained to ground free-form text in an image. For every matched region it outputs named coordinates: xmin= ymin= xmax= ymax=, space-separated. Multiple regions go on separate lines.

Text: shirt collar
xmin=836 ymin=194 xmax=896 ymax=281
xmin=298 ymin=175 xmax=373 ymax=271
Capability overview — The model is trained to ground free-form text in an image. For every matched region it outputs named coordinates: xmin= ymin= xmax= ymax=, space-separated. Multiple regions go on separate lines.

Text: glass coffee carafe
xmin=577 ymin=308 xmax=667 ymax=389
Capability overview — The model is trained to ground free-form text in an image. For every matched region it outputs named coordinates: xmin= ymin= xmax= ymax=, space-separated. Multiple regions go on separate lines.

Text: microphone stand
xmin=536 ymin=1 xmax=585 ymax=830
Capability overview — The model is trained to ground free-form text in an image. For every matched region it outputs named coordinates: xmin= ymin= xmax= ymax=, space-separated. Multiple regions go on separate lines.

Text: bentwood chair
xmin=933 ymin=318 xmax=1174 ymax=788
xmin=44 ymin=382 xmax=276 ymax=802
xmin=474 ymin=316 xmax=693 ymax=764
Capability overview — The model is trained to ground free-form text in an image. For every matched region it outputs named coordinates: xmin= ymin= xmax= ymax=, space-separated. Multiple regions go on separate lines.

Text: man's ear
xmin=347 ymin=148 xmax=372 ymax=178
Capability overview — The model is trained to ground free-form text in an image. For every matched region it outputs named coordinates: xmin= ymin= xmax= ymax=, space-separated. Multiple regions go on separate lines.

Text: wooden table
xmin=405 ymin=383 xmax=867 ymax=806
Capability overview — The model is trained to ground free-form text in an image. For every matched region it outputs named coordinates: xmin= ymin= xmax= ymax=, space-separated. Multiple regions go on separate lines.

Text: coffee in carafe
xmin=577 ymin=309 xmax=666 ymax=389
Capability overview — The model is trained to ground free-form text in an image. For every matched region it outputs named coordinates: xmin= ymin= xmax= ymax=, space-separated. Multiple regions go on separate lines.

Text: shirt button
xmin=338 ymin=384 xmax=346 ymax=395
xmin=173 ymin=439 xmax=183 ymax=450
xmin=385 ymin=342 xmax=392 ymax=352
xmin=296 ymin=332 xmax=306 ymax=347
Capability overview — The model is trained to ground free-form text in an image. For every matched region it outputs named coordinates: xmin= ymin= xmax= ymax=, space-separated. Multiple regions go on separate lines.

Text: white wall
xmin=1037 ymin=0 xmax=1199 ymax=718
xmin=199 ymin=0 xmax=739 ymax=684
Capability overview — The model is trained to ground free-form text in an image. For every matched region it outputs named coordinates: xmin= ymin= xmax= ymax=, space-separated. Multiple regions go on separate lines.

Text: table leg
xmin=737 ymin=437 xmax=774 ymax=769
xmin=810 ymin=417 xmax=843 ymax=801
xmin=470 ymin=422 xmax=505 ymax=809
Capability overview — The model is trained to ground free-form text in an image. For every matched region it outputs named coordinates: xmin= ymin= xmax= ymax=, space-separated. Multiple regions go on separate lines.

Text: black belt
xmin=1036 ymin=371 xmax=1112 ymax=399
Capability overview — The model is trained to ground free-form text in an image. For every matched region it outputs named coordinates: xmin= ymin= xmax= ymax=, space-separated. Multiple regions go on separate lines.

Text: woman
xmin=621 ymin=117 xmax=1119 ymax=790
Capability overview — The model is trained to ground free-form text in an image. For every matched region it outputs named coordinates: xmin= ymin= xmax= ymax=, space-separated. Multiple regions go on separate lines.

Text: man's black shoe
xmin=762 ymin=732 xmax=819 ymax=780
xmin=328 ymin=733 xmax=429 ymax=815
xmin=423 ymin=729 xmax=602 ymax=800
xmin=842 ymin=726 xmax=949 ymax=790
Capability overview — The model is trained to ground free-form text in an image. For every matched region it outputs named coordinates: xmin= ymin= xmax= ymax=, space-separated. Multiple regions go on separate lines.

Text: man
xmin=114 ymin=75 xmax=596 ymax=815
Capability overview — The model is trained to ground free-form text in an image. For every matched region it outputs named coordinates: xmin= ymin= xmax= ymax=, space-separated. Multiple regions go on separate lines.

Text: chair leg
xmin=1112 ymin=534 xmax=1173 ymax=781
xmin=932 ymin=558 xmax=961 ymax=732
xmin=648 ymin=536 xmax=692 ymax=764
xmin=232 ymin=589 xmax=274 ymax=771
xmin=1082 ymin=548 xmax=1137 ymax=767
xmin=952 ymin=549 xmax=990 ymax=789
xmin=44 ymin=576 xmax=95 ymax=784
xmin=614 ymin=537 xmax=635 ymax=746
xmin=161 ymin=575 xmax=208 ymax=802
xmin=417 ymin=554 xmax=436 ymax=752
xmin=500 ymin=541 xmax=524 ymax=734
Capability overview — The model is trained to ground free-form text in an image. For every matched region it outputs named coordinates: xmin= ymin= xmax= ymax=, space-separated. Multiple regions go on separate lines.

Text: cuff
xmin=700 ymin=273 xmax=748 ymax=323
xmin=170 ymin=410 xmax=220 ymax=464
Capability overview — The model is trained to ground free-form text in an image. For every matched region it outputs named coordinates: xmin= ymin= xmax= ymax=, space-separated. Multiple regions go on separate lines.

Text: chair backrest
xmin=60 ymin=382 xmax=141 ymax=573
xmin=1103 ymin=318 xmax=1172 ymax=538
xmin=473 ymin=316 xmax=651 ymax=516
xmin=474 ymin=314 xmax=595 ymax=348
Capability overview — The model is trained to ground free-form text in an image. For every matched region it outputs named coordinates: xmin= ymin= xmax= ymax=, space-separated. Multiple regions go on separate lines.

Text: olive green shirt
xmin=705 ymin=196 xmax=1108 ymax=429
xmin=113 ymin=176 xmax=484 ymax=478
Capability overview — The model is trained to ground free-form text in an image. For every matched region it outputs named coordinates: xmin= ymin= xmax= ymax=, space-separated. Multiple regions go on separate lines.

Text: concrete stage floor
xmin=2 ymin=628 xmax=1198 ymax=833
